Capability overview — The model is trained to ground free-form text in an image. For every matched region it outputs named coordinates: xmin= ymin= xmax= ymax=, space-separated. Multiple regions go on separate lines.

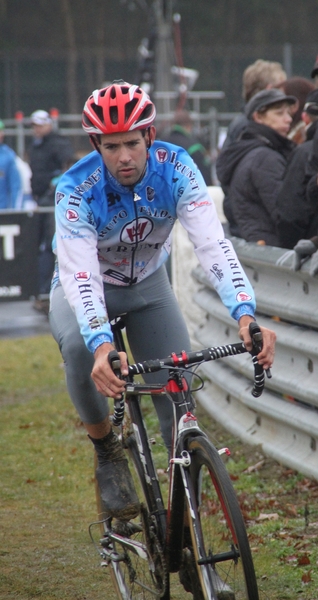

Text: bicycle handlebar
xmin=109 ymin=322 xmax=266 ymax=400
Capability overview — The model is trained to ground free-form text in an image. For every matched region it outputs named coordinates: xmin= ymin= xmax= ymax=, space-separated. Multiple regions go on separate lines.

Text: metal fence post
xmin=14 ymin=111 xmax=25 ymax=158
xmin=283 ymin=42 xmax=293 ymax=77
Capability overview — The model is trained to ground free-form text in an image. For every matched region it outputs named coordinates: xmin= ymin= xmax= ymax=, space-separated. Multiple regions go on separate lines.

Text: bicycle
xmin=89 ymin=319 xmax=267 ymax=600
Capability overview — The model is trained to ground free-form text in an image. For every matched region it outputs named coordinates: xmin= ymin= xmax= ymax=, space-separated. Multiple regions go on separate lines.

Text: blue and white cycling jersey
xmin=53 ymin=140 xmax=255 ymax=352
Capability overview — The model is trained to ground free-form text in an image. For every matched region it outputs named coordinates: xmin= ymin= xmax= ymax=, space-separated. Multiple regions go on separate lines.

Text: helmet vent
xmin=136 ymin=104 xmax=153 ymax=123
xmin=125 ymin=98 xmax=138 ymax=122
xmin=110 ymin=106 xmax=118 ymax=124
xmin=93 ymin=104 xmax=105 ymax=124
xmin=110 ymin=86 xmax=117 ymax=99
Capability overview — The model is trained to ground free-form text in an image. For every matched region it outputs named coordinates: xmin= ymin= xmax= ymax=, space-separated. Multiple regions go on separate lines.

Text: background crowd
xmin=0 ymin=109 xmax=74 ymax=312
xmin=216 ymin=56 xmax=318 ymax=271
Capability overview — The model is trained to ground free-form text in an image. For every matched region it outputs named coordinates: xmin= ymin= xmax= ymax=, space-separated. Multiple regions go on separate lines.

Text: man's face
xmin=97 ymin=129 xmax=151 ymax=186
xmin=253 ymin=102 xmax=293 ymax=137
xmin=31 ymin=123 xmax=52 ymax=138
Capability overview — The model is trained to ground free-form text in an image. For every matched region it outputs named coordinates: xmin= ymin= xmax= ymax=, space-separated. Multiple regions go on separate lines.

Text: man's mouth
xmin=119 ymin=167 xmax=135 ymax=175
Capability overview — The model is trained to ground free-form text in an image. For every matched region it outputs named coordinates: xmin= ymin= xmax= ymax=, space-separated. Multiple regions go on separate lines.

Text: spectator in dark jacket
xmin=220 ymin=60 xmax=287 ymax=232
xmin=27 ymin=109 xmax=74 ymax=312
xmin=222 ymin=59 xmax=287 ymax=151
xmin=276 ymin=89 xmax=318 ymax=248
xmin=292 ymin=113 xmax=318 ymax=273
xmin=216 ymin=89 xmax=296 ymax=246
xmin=276 ymin=77 xmax=315 ymax=144
xmin=161 ymin=109 xmax=212 ymax=185
xmin=28 ymin=110 xmax=74 ymax=203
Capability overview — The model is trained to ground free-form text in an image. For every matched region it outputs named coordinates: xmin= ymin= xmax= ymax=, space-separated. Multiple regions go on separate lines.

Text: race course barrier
xmin=172 ymin=187 xmax=318 ymax=480
xmin=191 ymin=240 xmax=318 ymax=480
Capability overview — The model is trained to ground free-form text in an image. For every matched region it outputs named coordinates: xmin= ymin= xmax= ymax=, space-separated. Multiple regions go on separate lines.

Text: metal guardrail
xmin=2 ymin=102 xmax=236 ymax=160
xmin=191 ymin=239 xmax=318 ymax=480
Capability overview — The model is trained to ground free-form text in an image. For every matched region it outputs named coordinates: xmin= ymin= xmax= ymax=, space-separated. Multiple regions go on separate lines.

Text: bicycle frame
xmin=111 ymin=318 xmax=224 ymax=581
xmin=91 ymin=317 xmax=264 ymax=600
xmin=123 ymin=370 xmax=203 ymax=573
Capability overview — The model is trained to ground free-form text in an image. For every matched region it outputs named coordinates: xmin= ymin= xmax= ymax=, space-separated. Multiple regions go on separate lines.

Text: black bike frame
xmin=106 ymin=316 xmax=265 ymax=600
xmin=121 ymin=356 xmax=207 ymax=575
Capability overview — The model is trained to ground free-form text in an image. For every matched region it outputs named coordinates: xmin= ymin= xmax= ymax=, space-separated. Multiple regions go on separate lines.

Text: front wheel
xmin=183 ymin=435 xmax=259 ymax=600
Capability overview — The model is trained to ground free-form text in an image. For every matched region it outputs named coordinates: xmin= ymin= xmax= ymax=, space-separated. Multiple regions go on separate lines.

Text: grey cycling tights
xmin=49 ymin=265 xmax=191 ymax=449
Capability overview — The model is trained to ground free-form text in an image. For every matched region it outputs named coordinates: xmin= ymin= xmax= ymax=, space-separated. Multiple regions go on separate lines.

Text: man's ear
xmin=147 ymin=126 xmax=156 ymax=148
xmin=252 ymin=111 xmax=263 ymax=124
xmin=89 ymin=135 xmax=101 ymax=154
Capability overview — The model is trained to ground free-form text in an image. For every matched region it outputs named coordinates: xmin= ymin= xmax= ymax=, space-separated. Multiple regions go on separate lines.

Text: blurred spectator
xmin=276 ymin=89 xmax=318 ymax=248
xmin=0 ymin=119 xmax=22 ymax=209
xmin=222 ymin=59 xmax=287 ymax=150
xmin=277 ymin=77 xmax=315 ymax=144
xmin=216 ymin=89 xmax=296 ymax=245
xmin=160 ymin=109 xmax=212 ymax=185
xmin=311 ymin=55 xmax=318 ymax=89
xmin=27 ymin=109 xmax=74 ymax=312
xmin=293 ymin=112 xmax=318 ymax=268
xmin=15 ymin=156 xmax=34 ymax=209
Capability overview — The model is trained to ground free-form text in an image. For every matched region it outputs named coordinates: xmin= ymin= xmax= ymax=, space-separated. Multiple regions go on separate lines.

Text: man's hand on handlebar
xmin=238 ymin=316 xmax=276 ymax=371
xmin=92 ymin=342 xmax=128 ymax=398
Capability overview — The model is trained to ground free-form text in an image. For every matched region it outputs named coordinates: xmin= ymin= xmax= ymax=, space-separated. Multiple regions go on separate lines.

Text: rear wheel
xmin=183 ymin=435 xmax=259 ymax=600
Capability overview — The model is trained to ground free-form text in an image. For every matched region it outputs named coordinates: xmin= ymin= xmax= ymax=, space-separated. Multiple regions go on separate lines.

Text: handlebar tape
xmin=108 ymin=350 xmax=125 ymax=427
xmin=248 ymin=322 xmax=265 ymax=397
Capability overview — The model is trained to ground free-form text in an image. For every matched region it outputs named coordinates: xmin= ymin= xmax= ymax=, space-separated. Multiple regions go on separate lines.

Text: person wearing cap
xmin=27 ymin=109 xmax=74 ymax=312
xmin=222 ymin=59 xmax=287 ymax=151
xmin=0 ymin=119 xmax=22 ymax=209
xmin=276 ymin=89 xmax=318 ymax=249
xmin=216 ymin=88 xmax=297 ymax=246
xmin=49 ymin=80 xmax=276 ymax=528
xmin=220 ymin=60 xmax=287 ymax=237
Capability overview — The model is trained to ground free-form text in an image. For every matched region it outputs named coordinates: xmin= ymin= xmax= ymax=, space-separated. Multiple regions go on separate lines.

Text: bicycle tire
xmin=183 ymin=434 xmax=259 ymax=600
xmin=94 ymin=437 xmax=168 ymax=600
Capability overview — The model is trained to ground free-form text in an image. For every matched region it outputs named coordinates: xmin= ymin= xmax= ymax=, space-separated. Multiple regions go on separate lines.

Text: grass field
xmin=0 ymin=334 xmax=317 ymax=599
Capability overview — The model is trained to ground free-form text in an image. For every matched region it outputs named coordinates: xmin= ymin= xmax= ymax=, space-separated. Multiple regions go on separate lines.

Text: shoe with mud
xmin=89 ymin=429 xmax=140 ymax=521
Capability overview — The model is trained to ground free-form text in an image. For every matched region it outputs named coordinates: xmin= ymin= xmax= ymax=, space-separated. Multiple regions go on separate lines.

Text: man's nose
xmin=119 ymin=146 xmax=131 ymax=162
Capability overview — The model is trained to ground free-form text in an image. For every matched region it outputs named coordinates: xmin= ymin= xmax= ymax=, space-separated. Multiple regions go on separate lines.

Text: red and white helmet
xmin=82 ymin=80 xmax=156 ymax=135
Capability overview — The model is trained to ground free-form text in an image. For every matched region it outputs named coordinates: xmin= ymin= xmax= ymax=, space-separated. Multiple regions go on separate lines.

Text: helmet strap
xmin=89 ymin=135 xmax=101 ymax=154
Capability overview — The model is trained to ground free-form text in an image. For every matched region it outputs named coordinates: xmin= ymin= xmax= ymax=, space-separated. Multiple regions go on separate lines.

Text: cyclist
xmin=49 ymin=80 xmax=276 ymax=524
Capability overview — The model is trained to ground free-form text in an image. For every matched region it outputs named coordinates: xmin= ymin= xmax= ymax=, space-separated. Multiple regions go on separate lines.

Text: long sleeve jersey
xmin=53 ymin=140 xmax=255 ymax=352
xmin=0 ymin=144 xmax=22 ymax=209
